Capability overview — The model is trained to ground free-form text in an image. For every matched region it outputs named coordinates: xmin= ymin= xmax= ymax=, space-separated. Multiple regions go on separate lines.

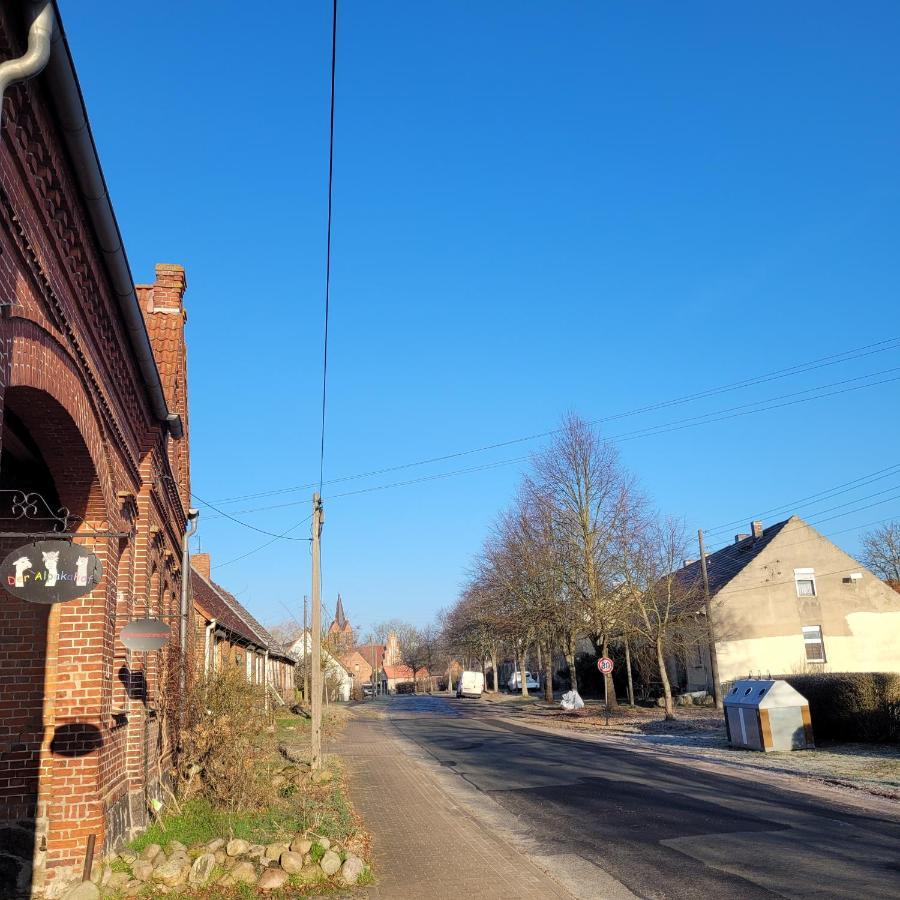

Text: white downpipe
xmin=0 ymin=1 xmax=54 ymax=121
xmin=204 ymin=619 xmax=216 ymax=676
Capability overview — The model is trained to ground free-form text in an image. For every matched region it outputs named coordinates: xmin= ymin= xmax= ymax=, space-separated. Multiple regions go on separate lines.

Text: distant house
xmin=383 ymin=664 xmax=430 ymax=692
xmin=288 ymin=630 xmax=355 ymax=702
xmin=343 ymin=644 xmax=388 ymax=693
xmin=190 ymin=554 xmax=297 ymax=704
xmin=676 ymin=517 xmax=900 ymax=690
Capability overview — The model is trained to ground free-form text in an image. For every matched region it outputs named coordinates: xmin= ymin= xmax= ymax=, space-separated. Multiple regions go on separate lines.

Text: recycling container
xmin=724 ymin=679 xmax=814 ymax=751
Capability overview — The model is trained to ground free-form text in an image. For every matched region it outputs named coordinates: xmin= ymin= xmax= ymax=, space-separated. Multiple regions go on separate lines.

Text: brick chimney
xmin=137 ymin=263 xmax=190 ymax=511
xmin=192 ymin=552 xmax=211 ymax=581
xmin=751 ymin=520 xmax=764 ymax=539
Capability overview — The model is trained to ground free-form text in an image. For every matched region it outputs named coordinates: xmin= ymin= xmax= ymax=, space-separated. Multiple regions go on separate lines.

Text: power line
xmin=318 ymin=0 xmax=338 ymax=493
xmin=704 ymin=462 xmax=900 ymax=537
xmin=208 ymin=335 xmax=900 ymax=505
xmin=191 ymin=492 xmax=309 ymax=541
xmin=201 ymin=366 xmax=900 ymax=516
xmin=212 ymin=514 xmax=313 ymax=570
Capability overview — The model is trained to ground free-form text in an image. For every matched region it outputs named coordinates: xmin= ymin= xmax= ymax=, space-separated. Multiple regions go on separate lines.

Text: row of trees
xmin=442 ymin=414 xmax=708 ymax=718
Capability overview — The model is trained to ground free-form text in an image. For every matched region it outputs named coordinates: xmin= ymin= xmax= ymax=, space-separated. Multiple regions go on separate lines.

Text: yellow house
xmin=678 ymin=516 xmax=900 ymax=689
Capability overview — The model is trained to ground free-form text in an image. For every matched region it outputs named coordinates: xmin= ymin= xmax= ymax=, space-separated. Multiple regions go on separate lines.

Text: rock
xmin=297 ymin=864 xmax=323 ymax=883
xmin=290 ymin=837 xmax=312 ymax=855
xmin=118 ymin=850 xmax=138 ymax=865
xmin=311 ymin=769 xmax=333 ymax=785
xmin=249 ymin=844 xmax=265 ymax=857
xmin=166 ymin=840 xmax=187 ymax=855
xmin=656 ymin=696 xmax=666 ymax=708
xmin=152 ymin=851 xmax=168 ymax=869
xmin=341 ymin=855 xmax=365 ymax=885
xmin=320 ymin=849 xmax=341 ymax=876
xmin=108 ymin=871 xmax=131 ymax=890
xmin=123 ymin=880 xmax=143 ymax=897
xmin=280 ymin=850 xmax=304 ymax=874
xmin=223 ymin=856 xmax=238 ymax=871
xmin=226 ymin=838 xmax=250 ymax=857
xmin=152 ymin=857 xmax=189 ymax=887
xmin=132 ymin=860 xmax=154 ymax=882
xmin=303 ymin=853 xmax=312 ymax=866
xmin=316 ymin=836 xmax=331 ymax=851
xmin=188 ymin=853 xmax=217 ymax=886
xmin=214 ymin=850 xmax=226 ymax=865
xmin=217 ymin=874 xmax=235 ymax=888
xmin=264 ymin=842 xmax=289 ymax=861
xmin=258 ymin=868 xmax=289 ymax=891
xmin=232 ymin=861 xmax=257 ymax=884
xmin=140 ymin=843 xmax=162 ymax=862
xmin=98 ymin=865 xmax=112 ymax=886
xmin=206 ymin=838 xmax=225 ymax=853
xmin=60 ymin=883 xmax=100 ymax=900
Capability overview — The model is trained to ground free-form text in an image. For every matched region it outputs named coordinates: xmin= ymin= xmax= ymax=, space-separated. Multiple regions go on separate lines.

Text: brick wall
xmin=0 ymin=6 xmax=191 ymax=895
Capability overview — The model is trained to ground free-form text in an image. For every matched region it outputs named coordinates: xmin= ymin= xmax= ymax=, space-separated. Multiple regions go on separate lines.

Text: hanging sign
xmin=1 ymin=540 xmax=102 ymax=604
xmin=597 ymin=656 xmax=614 ymax=675
xmin=120 ymin=618 xmax=170 ymax=652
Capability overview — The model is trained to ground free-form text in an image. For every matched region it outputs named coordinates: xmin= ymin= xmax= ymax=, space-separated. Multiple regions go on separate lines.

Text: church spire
xmin=334 ymin=593 xmax=347 ymax=631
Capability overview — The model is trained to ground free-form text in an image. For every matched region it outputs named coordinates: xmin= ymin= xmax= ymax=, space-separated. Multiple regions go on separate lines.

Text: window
xmin=802 ymin=625 xmax=826 ymax=662
xmin=794 ymin=568 xmax=816 ymax=597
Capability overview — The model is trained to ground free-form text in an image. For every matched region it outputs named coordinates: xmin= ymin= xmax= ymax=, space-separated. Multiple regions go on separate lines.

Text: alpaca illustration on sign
xmin=13 ymin=556 xmax=32 ymax=587
xmin=75 ymin=555 xmax=90 ymax=587
xmin=42 ymin=550 xmax=60 ymax=587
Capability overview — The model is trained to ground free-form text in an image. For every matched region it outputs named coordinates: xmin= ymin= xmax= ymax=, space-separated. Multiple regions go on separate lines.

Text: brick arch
xmin=4 ymin=324 xmax=116 ymax=522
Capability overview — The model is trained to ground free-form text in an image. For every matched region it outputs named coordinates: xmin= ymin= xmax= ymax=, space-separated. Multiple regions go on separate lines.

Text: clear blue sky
xmin=62 ymin=1 xmax=900 ymax=632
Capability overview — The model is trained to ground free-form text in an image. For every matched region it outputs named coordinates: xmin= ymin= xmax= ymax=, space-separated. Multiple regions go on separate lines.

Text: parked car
xmin=507 ymin=670 xmax=540 ymax=692
xmin=362 ymin=682 xmax=375 ymax=697
xmin=456 ymin=671 xmax=485 ymax=698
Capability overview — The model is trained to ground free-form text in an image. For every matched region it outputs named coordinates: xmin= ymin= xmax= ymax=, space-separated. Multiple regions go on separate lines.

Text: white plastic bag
xmin=559 ymin=690 xmax=584 ymax=711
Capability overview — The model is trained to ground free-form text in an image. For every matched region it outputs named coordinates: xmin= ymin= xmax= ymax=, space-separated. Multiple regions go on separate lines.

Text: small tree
xmin=617 ymin=511 xmax=703 ymax=719
xmin=862 ymin=520 xmax=900 ymax=585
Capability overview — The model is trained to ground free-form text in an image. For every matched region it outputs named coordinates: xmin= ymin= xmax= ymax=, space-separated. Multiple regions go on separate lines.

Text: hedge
xmin=781 ymin=672 xmax=900 ymax=744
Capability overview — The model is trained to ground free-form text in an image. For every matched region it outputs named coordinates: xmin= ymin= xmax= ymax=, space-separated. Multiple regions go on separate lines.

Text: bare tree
xmin=533 ymin=414 xmax=632 ymax=707
xmin=617 ymin=511 xmax=704 ymax=719
xmin=861 ymin=521 xmax=900 ymax=585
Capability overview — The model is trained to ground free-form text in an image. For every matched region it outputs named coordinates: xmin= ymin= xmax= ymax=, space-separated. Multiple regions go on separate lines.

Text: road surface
xmin=338 ymin=694 xmax=900 ymax=900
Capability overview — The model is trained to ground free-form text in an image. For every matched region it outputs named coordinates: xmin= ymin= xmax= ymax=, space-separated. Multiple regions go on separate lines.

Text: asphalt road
xmin=383 ymin=694 xmax=900 ymax=900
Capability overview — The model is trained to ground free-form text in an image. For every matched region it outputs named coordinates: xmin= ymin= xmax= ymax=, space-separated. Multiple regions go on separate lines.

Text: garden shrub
xmin=782 ymin=672 xmax=900 ymax=743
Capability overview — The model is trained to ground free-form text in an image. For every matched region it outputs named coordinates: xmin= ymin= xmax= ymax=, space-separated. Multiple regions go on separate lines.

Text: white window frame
xmin=802 ymin=625 xmax=826 ymax=663
xmin=794 ymin=567 xmax=817 ymax=598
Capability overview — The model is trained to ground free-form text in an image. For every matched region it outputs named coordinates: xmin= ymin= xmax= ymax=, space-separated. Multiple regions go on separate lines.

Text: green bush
xmin=782 ymin=672 xmax=900 ymax=743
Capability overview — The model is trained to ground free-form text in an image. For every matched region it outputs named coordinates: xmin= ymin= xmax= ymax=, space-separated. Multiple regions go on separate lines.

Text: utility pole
xmin=311 ymin=493 xmax=324 ymax=770
xmin=303 ymin=595 xmax=309 ymax=705
xmin=698 ymin=529 xmax=723 ymax=710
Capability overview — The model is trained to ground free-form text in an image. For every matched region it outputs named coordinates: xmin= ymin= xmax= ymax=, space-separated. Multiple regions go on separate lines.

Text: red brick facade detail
xmin=0 ymin=6 xmax=190 ymax=896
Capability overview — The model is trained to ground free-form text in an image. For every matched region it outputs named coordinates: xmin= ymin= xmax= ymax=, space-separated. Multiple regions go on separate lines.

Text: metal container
xmin=724 ymin=679 xmax=814 ymax=752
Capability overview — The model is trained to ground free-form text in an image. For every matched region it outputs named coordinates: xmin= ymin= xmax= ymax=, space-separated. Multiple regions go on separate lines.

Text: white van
xmin=456 ymin=671 xmax=485 ymax=698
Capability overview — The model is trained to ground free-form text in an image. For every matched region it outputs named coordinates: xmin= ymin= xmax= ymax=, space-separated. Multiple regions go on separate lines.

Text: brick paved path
xmin=335 ymin=703 xmax=572 ymax=900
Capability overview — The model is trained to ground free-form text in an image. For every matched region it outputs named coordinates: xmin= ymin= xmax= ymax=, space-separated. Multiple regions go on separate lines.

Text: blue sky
xmin=62 ymin=1 xmax=900 ymax=632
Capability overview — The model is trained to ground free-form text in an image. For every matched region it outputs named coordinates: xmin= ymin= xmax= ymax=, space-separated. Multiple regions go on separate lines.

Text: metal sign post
xmin=598 ymin=657 xmax=614 ymax=726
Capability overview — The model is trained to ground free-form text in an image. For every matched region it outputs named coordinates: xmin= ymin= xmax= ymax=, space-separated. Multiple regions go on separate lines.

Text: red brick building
xmin=0 ymin=4 xmax=192 ymax=896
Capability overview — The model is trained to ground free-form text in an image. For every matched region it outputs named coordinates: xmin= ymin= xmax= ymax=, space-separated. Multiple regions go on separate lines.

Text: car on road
xmin=507 ymin=670 xmax=540 ymax=693
xmin=362 ymin=682 xmax=376 ymax=697
xmin=456 ymin=671 xmax=485 ymax=698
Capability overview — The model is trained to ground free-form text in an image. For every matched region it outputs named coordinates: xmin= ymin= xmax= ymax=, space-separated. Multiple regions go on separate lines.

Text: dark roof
xmin=677 ymin=517 xmax=793 ymax=595
xmin=191 ymin=569 xmax=295 ymax=662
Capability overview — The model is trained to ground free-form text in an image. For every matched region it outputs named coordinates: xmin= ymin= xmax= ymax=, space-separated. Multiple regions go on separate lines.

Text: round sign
xmin=120 ymin=618 xmax=171 ymax=652
xmin=598 ymin=656 xmax=614 ymax=675
xmin=1 ymin=540 xmax=102 ymax=604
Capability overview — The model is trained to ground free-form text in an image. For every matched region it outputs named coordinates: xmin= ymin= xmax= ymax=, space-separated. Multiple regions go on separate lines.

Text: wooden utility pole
xmin=311 ymin=494 xmax=324 ymax=770
xmin=698 ymin=529 xmax=723 ymax=710
xmin=303 ymin=595 xmax=309 ymax=704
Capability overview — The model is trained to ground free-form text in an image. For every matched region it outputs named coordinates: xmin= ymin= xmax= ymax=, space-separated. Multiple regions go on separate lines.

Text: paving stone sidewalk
xmin=335 ymin=706 xmax=572 ymax=900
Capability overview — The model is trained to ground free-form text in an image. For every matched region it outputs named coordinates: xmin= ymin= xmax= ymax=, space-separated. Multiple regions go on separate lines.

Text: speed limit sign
xmin=597 ymin=657 xmax=614 ymax=675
